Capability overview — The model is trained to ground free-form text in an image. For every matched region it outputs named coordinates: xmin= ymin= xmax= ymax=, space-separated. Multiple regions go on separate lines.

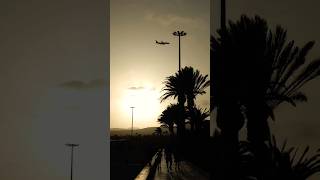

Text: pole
xmin=65 ymin=143 xmax=79 ymax=180
xmin=173 ymin=31 xmax=187 ymax=72
xmin=221 ymin=0 xmax=226 ymax=30
xmin=178 ymin=35 xmax=181 ymax=71
xmin=71 ymin=146 xmax=73 ymax=180
xmin=130 ymin=107 xmax=134 ymax=136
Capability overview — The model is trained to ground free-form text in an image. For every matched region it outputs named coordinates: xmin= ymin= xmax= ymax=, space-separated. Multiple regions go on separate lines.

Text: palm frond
xmin=268 ymin=137 xmax=320 ymax=179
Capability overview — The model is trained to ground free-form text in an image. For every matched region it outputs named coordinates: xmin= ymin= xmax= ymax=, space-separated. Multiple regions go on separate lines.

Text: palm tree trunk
xmin=216 ymin=102 xmax=244 ymax=142
xmin=246 ymin=103 xmax=271 ymax=143
xmin=214 ymin=101 xmax=244 ymax=179
xmin=189 ymin=109 xmax=195 ymax=132
xmin=246 ymin=102 xmax=272 ymax=177
xmin=177 ymin=95 xmax=186 ymax=138
xmin=187 ymin=96 xmax=195 ymax=133
xmin=169 ymin=124 xmax=174 ymax=136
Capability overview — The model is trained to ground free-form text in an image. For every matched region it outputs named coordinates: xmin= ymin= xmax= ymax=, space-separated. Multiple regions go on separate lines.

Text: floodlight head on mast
xmin=173 ymin=31 xmax=187 ymax=36
xmin=65 ymin=143 xmax=79 ymax=147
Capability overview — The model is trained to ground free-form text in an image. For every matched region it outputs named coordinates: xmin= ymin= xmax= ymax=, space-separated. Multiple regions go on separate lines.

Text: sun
xmin=120 ymin=85 xmax=161 ymax=127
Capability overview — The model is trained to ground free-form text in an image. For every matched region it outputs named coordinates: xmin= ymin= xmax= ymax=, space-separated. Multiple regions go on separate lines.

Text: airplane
xmin=155 ymin=40 xmax=170 ymax=45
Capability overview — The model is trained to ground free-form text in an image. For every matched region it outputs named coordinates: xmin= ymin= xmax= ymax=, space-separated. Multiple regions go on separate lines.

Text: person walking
xmin=165 ymin=146 xmax=173 ymax=171
xmin=173 ymin=150 xmax=181 ymax=171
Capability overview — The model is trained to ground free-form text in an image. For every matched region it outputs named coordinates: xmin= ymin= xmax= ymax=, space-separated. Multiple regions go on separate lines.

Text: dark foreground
xmin=111 ymin=135 xmax=167 ymax=180
xmin=111 ymin=134 xmax=212 ymax=180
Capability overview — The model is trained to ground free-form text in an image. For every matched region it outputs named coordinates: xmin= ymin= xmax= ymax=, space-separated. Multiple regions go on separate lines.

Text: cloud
xmin=59 ymin=79 xmax=107 ymax=90
xmin=128 ymin=86 xmax=156 ymax=91
xmin=128 ymin=86 xmax=145 ymax=90
xmin=144 ymin=12 xmax=207 ymax=28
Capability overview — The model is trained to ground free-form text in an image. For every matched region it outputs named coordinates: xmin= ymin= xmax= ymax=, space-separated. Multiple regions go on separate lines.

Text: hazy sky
xmin=110 ymin=0 xmax=211 ymax=129
xmin=0 ymin=0 xmax=108 ymax=179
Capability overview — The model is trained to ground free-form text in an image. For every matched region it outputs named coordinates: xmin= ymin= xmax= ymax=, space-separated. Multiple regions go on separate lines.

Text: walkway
xmin=153 ymin=149 xmax=210 ymax=180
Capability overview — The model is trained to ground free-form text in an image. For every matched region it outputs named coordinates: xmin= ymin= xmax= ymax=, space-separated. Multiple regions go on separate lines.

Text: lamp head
xmin=65 ymin=143 xmax=79 ymax=147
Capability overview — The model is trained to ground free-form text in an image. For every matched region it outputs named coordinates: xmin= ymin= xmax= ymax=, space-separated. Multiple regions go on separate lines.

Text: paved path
xmin=153 ymin=149 xmax=210 ymax=180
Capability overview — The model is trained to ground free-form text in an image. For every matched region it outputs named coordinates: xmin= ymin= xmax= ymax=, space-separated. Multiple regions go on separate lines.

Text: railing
xmin=134 ymin=149 xmax=162 ymax=180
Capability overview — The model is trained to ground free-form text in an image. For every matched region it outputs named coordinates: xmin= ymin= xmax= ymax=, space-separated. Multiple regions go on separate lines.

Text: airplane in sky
xmin=155 ymin=40 xmax=170 ymax=45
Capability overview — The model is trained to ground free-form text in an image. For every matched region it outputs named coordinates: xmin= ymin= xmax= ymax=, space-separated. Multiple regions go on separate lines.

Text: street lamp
xmin=65 ymin=143 xmax=79 ymax=180
xmin=130 ymin=107 xmax=135 ymax=136
xmin=173 ymin=30 xmax=187 ymax=71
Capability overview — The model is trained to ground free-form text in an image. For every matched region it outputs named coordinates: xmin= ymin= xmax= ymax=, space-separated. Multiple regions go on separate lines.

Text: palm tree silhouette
xmin=238 ymin=136 xmax=320 ymax=179
xmin=183 ymin=67 xmax=210 ymax=132
xmin=187 ymin=106 xmax=209 ymax=135
xmin=154 ymin=127 xmax=163 ymax=136
xmin=161 ymin=70 xmax=187 ymax=137
xmin=211 ymin=15 xmax=320 ymax=179
xmin=158 ymin=104 xmax=180 ymax=136
xmin=266 ymin=136 xmax=320 ymax=180
xmin=161 ymin=67 xmax=210 ymax=136
xmin=211 ymin=15 xmax=320 ymax=144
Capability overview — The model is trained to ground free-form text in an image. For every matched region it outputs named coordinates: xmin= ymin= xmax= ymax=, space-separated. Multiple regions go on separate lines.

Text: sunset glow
xmin=110 ymin=0 xmax=210 ymax=128
xmin=121 ymin=85 xmax=161 ymax=123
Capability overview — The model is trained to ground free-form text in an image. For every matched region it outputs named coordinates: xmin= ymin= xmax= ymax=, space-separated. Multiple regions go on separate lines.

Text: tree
xmin=211 ymin=15 xmax=320 ymax=178
xmin=266 ymin=137 xmax=320 ymax=180
xmin=239 ymin=137 xmax=320 ymax=179
xmin=157 ymin=104 xmax=180 ymax=136
xmin=161 ymin=70 xmax=187 ymax=137
xmin=211 ymin=15 xmax=320 ymax=144
xmin=153 ymin=127 xmax=163 ymax=136
xmin=161 ymin=67 xmax=210 ymax=135
xmin=182 ymin=67 xmax=210 ymax=132
xmin=187 ymin=106 xmax=210 ymax=135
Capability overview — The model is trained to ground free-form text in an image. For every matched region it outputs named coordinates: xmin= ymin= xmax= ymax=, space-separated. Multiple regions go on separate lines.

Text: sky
xmin=0 ymin=0 xmax=109 ymax=179
xmin=110 ymin=0 xmax=211 ymax=129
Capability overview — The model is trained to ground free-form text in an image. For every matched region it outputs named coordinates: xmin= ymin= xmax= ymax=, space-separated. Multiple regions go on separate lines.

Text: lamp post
xmin=221 ymin=0 xmax=226 ymax=30
xmin=173 ymin=31 xmax=187 ymax=71
xmin=130 ymin=107 xmax=135 ymax=136
xmin=210 ymin=0 xmax=227 ymax=136
xmin=65 ymin=143 xmax=79 ymax=180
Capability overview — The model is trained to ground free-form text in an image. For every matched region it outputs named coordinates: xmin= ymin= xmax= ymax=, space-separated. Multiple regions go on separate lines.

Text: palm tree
xmin=161 ymin=67 xmax=210 ymax=135
xmin=153 ymin=127 xmax=163 ymax=136
xmin=211 ymin=15 xmax=320 ymax=144
xmin=211 ymin=15 xmax=320 ymax=179
xmin=240 ymin=136 xmax=320 ymax=179
xmin=161 ymin=71 xmax=187 ymax=137
xmin=182 ymin=67 xmax=210 ymax=131
xmin=266 ymin=137 xmax=320 ymax=180
xmin=157 ymin=103 xmax=180 ymax=136
xmin=187 ymin=106 xmax=210 ymax=135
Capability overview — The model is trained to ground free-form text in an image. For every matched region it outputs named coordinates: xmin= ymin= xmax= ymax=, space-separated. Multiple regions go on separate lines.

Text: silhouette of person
xmin=156 ymin=149 xmax=162 ymax=171
xmin=173 ymin=150 xmax=181 ymax=171
xmin=165 ymin=146 xmax=173 ymax=171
